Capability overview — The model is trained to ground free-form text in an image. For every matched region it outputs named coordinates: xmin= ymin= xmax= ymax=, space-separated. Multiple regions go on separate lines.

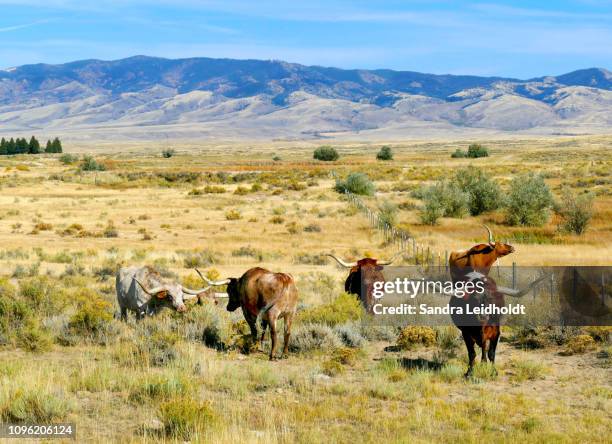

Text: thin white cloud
xmin=0 ymin=19 xmax=53 ymax=32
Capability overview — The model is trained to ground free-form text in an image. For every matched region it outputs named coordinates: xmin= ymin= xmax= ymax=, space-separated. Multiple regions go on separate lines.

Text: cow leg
xmin=281 ymin=313 xmax=293 ymax=359
xmin=488 ymin=331 xmax=500 ymax=375
xmin=268 ymin=314 xmax=279 ymax=361
xmin=244 ymin=312 xmax=258 ymax=343
xmin=462 ymin=330 xmax=477 ymax=377
xmin=481 ymin=338 xmax=489 ymax=363
xmin=120 ymin=306 xmax=128 ymax=322
xmin=260 ymin=320 xmax=268 ymax=350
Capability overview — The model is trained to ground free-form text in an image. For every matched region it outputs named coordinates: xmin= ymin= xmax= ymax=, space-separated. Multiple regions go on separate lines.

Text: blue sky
xmin=0 ymin=0 xmax=610 ymax=78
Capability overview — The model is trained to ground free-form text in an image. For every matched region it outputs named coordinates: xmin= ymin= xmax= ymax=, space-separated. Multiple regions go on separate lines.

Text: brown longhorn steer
xmin=450 ymin=272 xmax=546 ymax=377
xmin=325 ymin=252 xmax=403 ymax=313
xmin=196 ymin=267 xmax=298 ymax=360
xmin=449 ymin=225 xmax=514 ymax=282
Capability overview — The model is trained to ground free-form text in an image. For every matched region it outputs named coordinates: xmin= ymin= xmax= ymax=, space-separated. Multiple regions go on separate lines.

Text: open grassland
xmin=0 ymin=135 xmax=610 ymax=442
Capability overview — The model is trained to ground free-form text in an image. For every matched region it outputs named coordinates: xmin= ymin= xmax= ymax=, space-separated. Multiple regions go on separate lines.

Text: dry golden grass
xmin=0 ymin=135 xmax=610 ymax=442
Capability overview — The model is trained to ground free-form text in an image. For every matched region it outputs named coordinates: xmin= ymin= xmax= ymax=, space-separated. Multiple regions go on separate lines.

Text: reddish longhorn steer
xmin=448 ymin=225 xmax=514 ymax=282
xmin=196 ymin=267 xmax=298 ymax=360
xmin=325 ymin=252 xmax=402 ymax=313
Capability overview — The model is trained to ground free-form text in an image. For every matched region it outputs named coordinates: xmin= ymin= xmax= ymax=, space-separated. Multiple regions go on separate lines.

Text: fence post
xmin=512 ymin=262 xmax=516 ymax=289
xmin=445 ymin=251 xmax=449 ymax=272
xmin=550 ymin=273 xmax=554 ymax=304
xmin=601 ymin=272 xmax=606 ymax=306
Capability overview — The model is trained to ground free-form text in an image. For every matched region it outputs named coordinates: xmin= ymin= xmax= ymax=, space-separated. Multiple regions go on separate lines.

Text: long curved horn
xmin=482 ymin=224 xmax=494 ymax=244
xmin=194 ymin=268 xmax=230 ymax=286
xmin=377 ymin=251 xmax=405 ymax=266
xmin=324 ymin=253 xmax=357 ymax=268
xmin=134 ymin=278 xmax=165 ymax=296
xmin=496 ymin=275 xmax=548 ymax=298
xmin=182 ymin=285 xmax=211 ymax=295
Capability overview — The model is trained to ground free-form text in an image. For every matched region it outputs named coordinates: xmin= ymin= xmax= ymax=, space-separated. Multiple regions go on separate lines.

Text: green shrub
xmin=64 ymin=289 xmax=114 ymax=342
xmin=289 ymin=324 xmax=341 ymax=353
xmin=321 ymin=359 xmax=345 ymax=376
xmin=376 ymin=145 xmax=393 ymax=160
xmin=298 ymin=293 xmax=362 ymax=326
xmin=0 ymin=388 xmax=71 ymax=422
xmin=159 ymin=397 xmax=218 ymax=439
xmin=555 ymin=188 xmax=594 ymax=235
xmin=466 ymin=143 xmax=489 ymax=158
xmin=452 ymin=167 xmax=502 ymax=215
xmin=418 ymin=180 xmax=468 ymax=224
xmin=59 ymin=153 xmax=78 ymax=165
xmin=80 ymin=155 xmax=105 ymax=172
xmin=16 ymin=320 xmax=52 ymax=352
xmin=505 ymin=173 xmax=553 ymax=226
xmin=419 ymin=198 xmax=444 ymax=225
xmin=378 ymin=200 xmax=398 ymax=226
xmin=313 ymin=146 xmax=339 ymax=161
xmin=162 ymin=148 xmax=175 ymax=158
xmin=334 ymin=323 xmax=365 ymax=348
xmin=179 ymin=248 xmax=220 ymax=268
xmin=396 ymin=326 xmax=436 ymax=350
xmin=334 ymin=173 xmax=375 ymax=196
xmin=450 ymin=148 xmax=466 ymax=158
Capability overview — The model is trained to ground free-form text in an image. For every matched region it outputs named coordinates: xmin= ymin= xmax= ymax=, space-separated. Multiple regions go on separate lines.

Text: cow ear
xmin=156 ymin=291 xmax=168 ymax=299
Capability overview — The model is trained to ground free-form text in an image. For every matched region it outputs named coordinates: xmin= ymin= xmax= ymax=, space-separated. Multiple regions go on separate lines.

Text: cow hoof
xmin=269 ymin=356 xmax=278 ymax=361
xmin=280 ymin=354 xmax=289 ymax=360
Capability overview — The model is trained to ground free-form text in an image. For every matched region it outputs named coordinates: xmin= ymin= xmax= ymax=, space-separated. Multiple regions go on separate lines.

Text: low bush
xmin=555 ymin=188 xmax=594 ymax=235
xmin=505 ymin=173 xmax=553 ymax=226
xmin=563 ymin=334 xmax=597 ymax=355
xmin=334 ymin=323 xmax=366 ymax=348
xmin=396 ymin=326 xmax=436 ymax=350
xmin=0 ymin=388 xmax=71 ymax=422
xmin=225 ymin=210 xmax=241 ymax=221
xmin=377 ymin=200 xmax=398 ymax=226
xmin=334 ymin=173 xmax=375 ymax=196
xmin=298 ymin=293 xmax=362 ymax=326
xmin=376 ymin=145 xmax=393 ymax=161
xmin=466 ymin=143 xmax=489 ymax=158
xmin=162 ymin=148 xmax=175 ymax=158
xmin=159 ymin=397 xmax=218 ymax=440
xmin=80 ymin=155 xmax=106 ymax=172
xmin=59 ymin=153 xmax=79 ymax=165
xmin=452 ymin=166 xmax=502 ymax=215
xmin=289 ymin=324 xmax=341 ymax=353
xmin=450 ymin=148 xmax=466 ymax=158
xmin=313 ymin=146 xmax=339 ymax=161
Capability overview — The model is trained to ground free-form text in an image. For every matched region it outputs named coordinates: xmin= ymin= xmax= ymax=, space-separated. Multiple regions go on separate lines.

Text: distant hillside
xmin=1 ymin=56 xmax=610 ymax=140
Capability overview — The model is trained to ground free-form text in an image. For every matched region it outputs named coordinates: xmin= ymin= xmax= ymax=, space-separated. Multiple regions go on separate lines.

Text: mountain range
xmin=1 ymin=56 xmax=611 ymax=140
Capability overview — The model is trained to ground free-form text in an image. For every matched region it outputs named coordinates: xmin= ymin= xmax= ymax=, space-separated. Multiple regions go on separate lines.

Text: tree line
xmin=0 ymin=136 xmax=63 ymax=155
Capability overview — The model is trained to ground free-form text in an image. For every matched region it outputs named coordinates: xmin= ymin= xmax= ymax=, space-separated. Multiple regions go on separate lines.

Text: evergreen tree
xmin=7 ymin=138 xmax=16 ymax=155
xmin=16 ymin=138 xmax=28 ymax=154
xmin=51 ymin=137 xmax=62 ymax=153
xmin=28 ymin=136 xmax=40 ymax=154
xmin=45 ymin=140 xmax=52 ymax=153
xmin=0 ymin=138 xmax=6 ymax=155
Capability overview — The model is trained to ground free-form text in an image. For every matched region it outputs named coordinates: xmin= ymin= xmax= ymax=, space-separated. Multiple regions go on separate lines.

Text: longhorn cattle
xmin=196 ymin=267 xmax=298 ymax=360
xmin=116 ymin=266 xmax=209 ymax=321
xmin=450 ymin=271 xmax=547 ymax=377
xmin=449 ymin=225 xmax=514 ymax=282
xmin=325 ymin=252 xmax=402 ymax=313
